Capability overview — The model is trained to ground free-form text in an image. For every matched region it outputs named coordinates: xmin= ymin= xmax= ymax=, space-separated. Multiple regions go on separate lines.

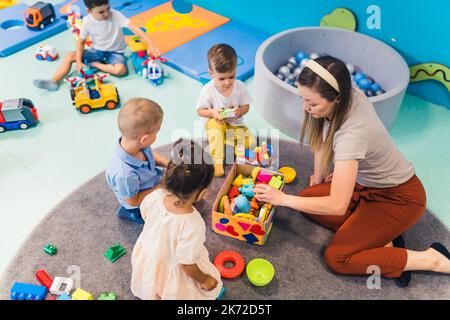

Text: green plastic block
xmin=104 ymin=244 xmax=126 ymax=263
xmin=43 ymin=244 xmax=57 ymax=255
xmin=98 ymin=292 xmax=116 ymax=300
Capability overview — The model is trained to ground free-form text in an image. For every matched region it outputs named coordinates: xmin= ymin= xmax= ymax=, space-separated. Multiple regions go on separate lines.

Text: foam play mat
xmin=0 ymin=0 xmax=165 ymax=57
xmin=164 ymin=20 xmax=270 ymax=83
xmin=127 ymin=1 xmax=230 ymax=55
xmin=1 ymin=141 xmax=449 ymax=300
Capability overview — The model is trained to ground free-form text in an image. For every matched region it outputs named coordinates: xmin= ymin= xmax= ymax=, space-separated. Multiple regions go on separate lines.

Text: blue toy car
xmin=0 ymin=98 xmax=38 ymax=133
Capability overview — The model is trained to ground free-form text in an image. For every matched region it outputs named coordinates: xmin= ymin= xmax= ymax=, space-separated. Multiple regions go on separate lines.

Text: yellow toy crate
xmin=212 ymin=163 xmax=284 ymax=245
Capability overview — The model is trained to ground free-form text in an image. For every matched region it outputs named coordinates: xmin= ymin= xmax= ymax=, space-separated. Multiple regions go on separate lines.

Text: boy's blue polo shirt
xmin=106 ymin=139 xmax=164 ymax=209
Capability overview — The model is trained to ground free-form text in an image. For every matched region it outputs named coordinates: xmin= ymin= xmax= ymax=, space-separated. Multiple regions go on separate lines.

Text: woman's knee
xmin=324 ymin=246 xmax=348 ymax=274
xmin=299 ymin=183 xmax=331 ymax=198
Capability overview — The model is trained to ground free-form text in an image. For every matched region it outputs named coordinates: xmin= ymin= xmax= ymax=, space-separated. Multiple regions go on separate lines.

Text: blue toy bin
xmin=254 ymin=27 xmax=410 ymax=139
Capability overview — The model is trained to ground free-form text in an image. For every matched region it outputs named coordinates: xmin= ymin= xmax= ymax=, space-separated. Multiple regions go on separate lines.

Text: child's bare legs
xmin=90 ymin=62 xmax=128 ymax=76
xmin=33 ymin=51 xmax=76 ymax=91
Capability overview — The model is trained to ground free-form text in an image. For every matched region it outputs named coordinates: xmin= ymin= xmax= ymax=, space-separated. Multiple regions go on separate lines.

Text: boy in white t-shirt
xmin=197 ymin=44 xmax=256 ymax=177
xmin=33 ymin=0 xmax=159 ymax=91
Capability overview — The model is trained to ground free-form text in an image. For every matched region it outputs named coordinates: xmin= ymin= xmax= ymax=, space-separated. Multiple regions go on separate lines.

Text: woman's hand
xmin=200 ymin=275 xmax=218 ymax=291
xmin=253 ymin=183 xmax=287 ymax=206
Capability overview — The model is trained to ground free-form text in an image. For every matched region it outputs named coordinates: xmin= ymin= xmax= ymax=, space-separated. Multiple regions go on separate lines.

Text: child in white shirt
xmin=33 ymin=0 xmax=159 ymax=91
xmin=197 ymin=44 xmax=256 ymax=177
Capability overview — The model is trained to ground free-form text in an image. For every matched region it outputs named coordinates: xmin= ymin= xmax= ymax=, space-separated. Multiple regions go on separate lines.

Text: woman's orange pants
xmin=299 ymin=175 xmax=426 ymax=278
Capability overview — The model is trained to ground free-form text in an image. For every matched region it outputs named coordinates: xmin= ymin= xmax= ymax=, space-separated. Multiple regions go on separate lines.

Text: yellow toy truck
xmin=67 ymin=71 xmax=120 ymax=114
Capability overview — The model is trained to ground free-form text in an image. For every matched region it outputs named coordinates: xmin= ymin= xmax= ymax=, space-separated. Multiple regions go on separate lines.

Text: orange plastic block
xmin=127 ymin=2 xmax=230 ymax=55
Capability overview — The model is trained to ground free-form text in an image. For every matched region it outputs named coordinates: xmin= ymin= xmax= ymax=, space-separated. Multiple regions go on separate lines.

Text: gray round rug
xmin=1 ymin=140 xmax=449 ymax=300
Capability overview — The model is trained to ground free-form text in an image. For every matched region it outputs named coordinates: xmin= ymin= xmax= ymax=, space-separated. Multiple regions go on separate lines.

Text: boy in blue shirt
xmin=34 ymin=0 xmax=159 ymax=91
xmin=106 ymin=97 xmax=169 ymax=224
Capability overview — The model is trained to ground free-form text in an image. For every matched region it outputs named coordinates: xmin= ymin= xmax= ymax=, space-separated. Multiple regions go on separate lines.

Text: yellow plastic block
xmin=232 ymin=174 xmax=243 ymax=187
xmin=71 ymin=288 xmax=94 ymax=300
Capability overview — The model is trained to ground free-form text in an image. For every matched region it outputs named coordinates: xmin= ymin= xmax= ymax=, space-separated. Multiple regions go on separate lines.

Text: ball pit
xmin=254 ymin=27 xmax=410 ymax=139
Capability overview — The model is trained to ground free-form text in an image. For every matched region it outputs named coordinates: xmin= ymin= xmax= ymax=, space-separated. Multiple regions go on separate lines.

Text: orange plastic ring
xmin=214 ymin=250 xmax=245 ymax=279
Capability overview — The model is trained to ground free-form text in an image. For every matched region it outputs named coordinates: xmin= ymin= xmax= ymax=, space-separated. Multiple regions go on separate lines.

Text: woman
xmin=254 ymin=56 xmax=450 ymax=286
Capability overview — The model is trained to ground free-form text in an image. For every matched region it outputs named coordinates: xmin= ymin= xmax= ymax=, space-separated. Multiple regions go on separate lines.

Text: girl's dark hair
xmin=162 ymin=139 xmax=214 ymax=202
xmin=84 ymin=0 xmax=109 ymax=9
xmin=297 ymin=56 xmax=353 ymax=176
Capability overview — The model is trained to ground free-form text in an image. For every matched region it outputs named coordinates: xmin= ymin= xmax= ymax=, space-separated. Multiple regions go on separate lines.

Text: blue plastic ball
xmin=370 ymin=83 xmax=381 ymax=92
xmin=358 ymin=78 xmax=372 ymax=90
xmin=295 ymin=51 xmax=308 ymax=63
xmin=354 ymin=72 xmax=366 ymax=82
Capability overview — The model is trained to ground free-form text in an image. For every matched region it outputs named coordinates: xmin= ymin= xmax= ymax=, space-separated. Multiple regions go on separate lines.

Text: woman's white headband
xmin=304 ymin=59 xmax=340 ymax=93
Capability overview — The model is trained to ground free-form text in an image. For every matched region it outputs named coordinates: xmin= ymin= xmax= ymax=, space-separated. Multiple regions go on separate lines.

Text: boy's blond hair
xmin=118 ymin=98 xmax=163 ymax=139
xmin=207 ymin=43 xmax=237 ymax=73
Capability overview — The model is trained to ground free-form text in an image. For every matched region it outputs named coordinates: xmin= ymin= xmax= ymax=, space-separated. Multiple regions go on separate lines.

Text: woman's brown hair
xmin=298 ymin=56 xmax=353 ymax=176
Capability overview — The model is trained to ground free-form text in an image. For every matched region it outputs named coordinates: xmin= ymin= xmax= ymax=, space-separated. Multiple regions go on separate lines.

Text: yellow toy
xmin=71 ymin=288 xmax=94 ymax=300
xmin=232 ymin=174 xmax=244 ymax=187
xmin=251 ymin=167 xmax=261 ymax=181
xmin=0 ymin=0 xmax=17 ymax=10
xmin=279 ymin=167 xmax=297 ymax=184
xmin=268 ymin=176 xmax=283 ymax=190
xmin=234 ymin=213 xmax=256 ymax=221
xmin=68 ymin=74 xmax=120 ymax=114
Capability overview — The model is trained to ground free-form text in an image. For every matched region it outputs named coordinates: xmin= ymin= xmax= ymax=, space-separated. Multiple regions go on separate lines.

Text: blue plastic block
xmin=10 ymin=282 xmax=48 ymax=300
xmin=243 ymin=233 xmax=258 ymax=244
xmin=57 ymin=293 xmax=72 ymax=300
xmin=164 ymin=20 xmax=270 ymax=84
xmin=0 ymin=0 xmax=165 ymax=57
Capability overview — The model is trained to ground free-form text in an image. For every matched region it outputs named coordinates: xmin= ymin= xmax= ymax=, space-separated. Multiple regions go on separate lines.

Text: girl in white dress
xmin=131 ymin=139 xmax=223 ymax=299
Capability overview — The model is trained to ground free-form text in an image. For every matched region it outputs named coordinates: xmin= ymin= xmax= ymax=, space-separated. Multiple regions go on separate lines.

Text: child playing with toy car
xmin=197 ymin=43 xmax=256 ymax=177
xmin=105 ymin=97 xmax=169 ymax=224
xmin=33 ymin=0 xmax=159 ymax=91
xmin=131 ymin=139 xmax=223 ymax=300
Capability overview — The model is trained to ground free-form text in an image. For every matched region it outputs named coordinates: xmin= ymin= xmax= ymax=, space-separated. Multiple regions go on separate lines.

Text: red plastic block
xmin=36 ymin=269 xmax=53 ymax=290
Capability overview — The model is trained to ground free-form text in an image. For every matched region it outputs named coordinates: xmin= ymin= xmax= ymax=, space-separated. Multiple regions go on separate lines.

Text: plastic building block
xmin=251 ymin=167 xmax=261 ymax=181
xmin=10 ymin=282 xmax=48 ymax=300
xmin=228 ymin=185 xmax=240 ymax=199
xmin=269 ymin=176 xmax=283 ymax=190
xmin=232 ymin=174 xmax=244 ymax=187
xmin=104 ymin=244 xmax=126 ymax=263
xmin=71 ymin=288 xmax=93 ymax=300
xmin=36 ymin=269 xmax=53 ymax=290
xmin=219 ymin=107 xmax=235 ymax=119
xmin=98 ymin=292 xmax=116 ymax=300
xmin=49 ymin=277 xmax=74 ymax=295
xmin=257 ymin=171 xmax=272 ymax=184
xmin=43 ymin=243 xmax=57 ymax=255
xmin=57 ymin=293 xmax=72 ymax=300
